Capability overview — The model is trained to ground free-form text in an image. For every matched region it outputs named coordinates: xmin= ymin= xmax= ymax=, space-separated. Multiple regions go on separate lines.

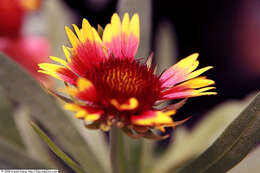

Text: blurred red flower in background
xmin=0 ymin=36 xmax=51 ymax=86
xmin=0 ymin=0 xmax=42 ymax=37
xmin=0 ymin=0 xmax=51 ymax=86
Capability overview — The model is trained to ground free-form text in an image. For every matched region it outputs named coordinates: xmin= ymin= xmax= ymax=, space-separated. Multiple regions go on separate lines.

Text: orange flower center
xmin=85 ymin=58 xmax=161 ymax=111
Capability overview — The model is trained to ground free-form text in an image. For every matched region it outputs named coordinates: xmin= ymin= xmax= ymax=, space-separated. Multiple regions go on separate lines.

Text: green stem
xmin=110 ymin=126 xmax=128 ymax=173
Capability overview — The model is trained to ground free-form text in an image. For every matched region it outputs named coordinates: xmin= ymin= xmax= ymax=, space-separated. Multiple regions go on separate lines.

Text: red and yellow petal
xmin=65 ymin=20 xmax=107 ymax=68
xmin=38 ymin=63 xmax=77 ymax=85
xmin=131 ymin=110 xmax=191 ymax=132
xmin=49 ymin=56 xmax=70 ymax=69
xmin=66 ymin=77 xmax=97 ymax=102
xmin=179 ymin=77 xmax=215 ymax=89
xmin=38 ymin=63 xmax=64 ymax=79
xmin=64 ymin=103 xmax=103 ymax=121
xmin=110 ymin=97 xmax=139 ymax=111
xmin=103 ymin=13 xmax=140 ymax=59
xmin=161 ymin=87 xmax=217 ymax=100
xmin=131 ymin=110 xmax=176 ymax=127
xmin=186 ymin=66 xmax=213 ymax=82
xmin=103 ymin=14 xmax=122 ymax=57
xmin=62 ymin=45 xmax=72 ymax=63
xmin=62 ymin=45 xmax=87 ymax=75
xmin=160 ymin=53 xmax=198 ymax=82
xmin=80 ymin=19 xmax=107 ymax=59
xmin=160 ymin=76 xmax=216 ymax=99
xmin=65 ymin=26 xmax=80 ymax=49
xmin=162 ymin=77 xmax=215 ymax=94
xmin=160 ymin=53 xmax=213 ymax=88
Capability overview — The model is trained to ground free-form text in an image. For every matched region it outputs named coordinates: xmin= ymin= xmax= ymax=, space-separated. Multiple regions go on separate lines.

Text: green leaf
xmin=0 ymin=137 xmax=46 ymax=168
xmin=14 ymin=107 xmax=58 ymax=167
xmin=31 ymin=122 xmax=85 ymax=173
xmin=0 ymin=53 xmax=104 ymax=173
xmin=152 ymin=96 xmax=248 ymax=173
xmin=154 ymin=19 xmax=177 ymax=74
xmin=0 ymin=88 xmax=24 ymax=147
xmin=110 ymin=127 xmax=128 ymax=173
xmin=71 ymin=119 xmax=111 ymax=173
xmin=174 ymin=92 xmax=260 ymax=173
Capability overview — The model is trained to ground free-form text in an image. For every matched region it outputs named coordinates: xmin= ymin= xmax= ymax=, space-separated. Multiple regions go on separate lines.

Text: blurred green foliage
xmin=0 ymin=88 xmax=23 ymax=147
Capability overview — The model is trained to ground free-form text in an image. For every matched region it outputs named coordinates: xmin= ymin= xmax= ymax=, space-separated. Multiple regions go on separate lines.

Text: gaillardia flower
xmin=39 ymin=13 xmax=216 ymax=139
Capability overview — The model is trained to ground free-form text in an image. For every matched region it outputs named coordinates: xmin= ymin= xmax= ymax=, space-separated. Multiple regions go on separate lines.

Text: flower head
xmin=39 ymin=13 xmax=216 ymax=139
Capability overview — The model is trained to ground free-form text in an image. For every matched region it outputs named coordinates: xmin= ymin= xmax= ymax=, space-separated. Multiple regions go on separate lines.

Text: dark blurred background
xmin=62 ymin=0 xmax=260 ymax=126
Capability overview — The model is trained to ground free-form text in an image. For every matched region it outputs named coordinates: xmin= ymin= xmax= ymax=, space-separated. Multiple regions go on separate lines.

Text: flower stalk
xmin=110 ymin=126 xmax=128 ymax=173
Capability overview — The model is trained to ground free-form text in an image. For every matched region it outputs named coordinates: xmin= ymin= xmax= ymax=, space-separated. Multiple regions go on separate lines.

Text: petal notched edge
xmin=103 ymin=13 xmax=140 ymax=59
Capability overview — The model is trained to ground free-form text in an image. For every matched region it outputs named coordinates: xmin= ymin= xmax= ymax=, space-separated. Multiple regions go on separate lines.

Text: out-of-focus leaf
xmin=31 ymin=122 xmax=85 ymax=173
xmin=154 ymin=20 xmax=177 ymax=74
xmin=0 ymin=88 xmax=24 ymax=147
xmin=152 ymin=94 xmax=253 ymax=173
xmin=71 ymin=118 xmax=111 ymax=173
xmin=174 ymin=92 xmax=260 ymax=173
xmin=0 ymin=53 xmax=104 ymax=173
xmin=139 ymin=140 xmax=156 ymax=173
xmin=14 ymin=106 xmax=57 ymax=167
xmin=110 ymin=127 xmax=128 ymax=173
xmin=0 ymin=137 xmax=46 ymax=168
